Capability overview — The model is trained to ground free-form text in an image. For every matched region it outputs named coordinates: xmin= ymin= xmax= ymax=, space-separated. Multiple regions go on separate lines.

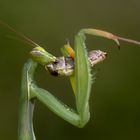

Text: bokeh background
xmin=0 ymin=0 xmax=140 ymax=140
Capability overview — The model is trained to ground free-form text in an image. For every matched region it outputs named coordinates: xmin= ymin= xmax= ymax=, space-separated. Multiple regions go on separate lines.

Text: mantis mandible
xmin=1 ymin=21 xmax=140 ymax=140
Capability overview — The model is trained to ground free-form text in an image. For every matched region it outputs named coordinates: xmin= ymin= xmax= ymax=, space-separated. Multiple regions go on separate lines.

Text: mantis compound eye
xmin=88 ymin=50 xmax=107 ymax=66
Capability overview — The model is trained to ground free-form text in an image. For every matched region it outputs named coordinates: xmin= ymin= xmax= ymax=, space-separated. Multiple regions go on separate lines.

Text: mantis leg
xmin=18 ymin=60 xmax=37 ymax=140
xmin=70 ymin=28 xmax=140 ymax=128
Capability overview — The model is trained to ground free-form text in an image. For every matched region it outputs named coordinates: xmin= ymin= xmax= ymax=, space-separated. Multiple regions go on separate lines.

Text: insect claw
xmin=118 ymin=45 xmax=121 ymax=50
xmin=111 ymin=36 xmax=121 ymax=49
xmin=116 ymin=43 xmax=121 ymax=50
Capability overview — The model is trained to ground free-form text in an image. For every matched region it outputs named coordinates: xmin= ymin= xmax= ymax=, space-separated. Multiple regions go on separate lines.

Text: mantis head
xmin=30 ymin=47 xmax=56 ymax=65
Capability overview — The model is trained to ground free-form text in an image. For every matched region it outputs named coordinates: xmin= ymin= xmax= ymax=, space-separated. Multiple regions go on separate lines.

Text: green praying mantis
xmin=1 ymin=21 xmax=140 ymax=140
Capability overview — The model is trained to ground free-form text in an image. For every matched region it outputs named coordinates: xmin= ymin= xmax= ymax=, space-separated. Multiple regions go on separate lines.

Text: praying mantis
xmin=1 ymin=21 xmax=140 ymax=140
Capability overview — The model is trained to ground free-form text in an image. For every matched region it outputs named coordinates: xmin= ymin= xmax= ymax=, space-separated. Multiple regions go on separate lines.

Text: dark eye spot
xmin=49 ymin=71 xmax=59 ymax=76
xmin=53 ymin=61 xmax=58 ymax=64
xmin=53 ymin=58 xmax=60 ymax=64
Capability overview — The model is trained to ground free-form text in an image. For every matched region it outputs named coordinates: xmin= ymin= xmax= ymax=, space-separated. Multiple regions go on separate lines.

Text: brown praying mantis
xmin=1 ymin=20 xmax=140 ymax=140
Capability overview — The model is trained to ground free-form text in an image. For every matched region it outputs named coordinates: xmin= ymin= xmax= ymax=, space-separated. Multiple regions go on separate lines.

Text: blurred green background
xmin=0 ymin=0 xmax=140 ymax=140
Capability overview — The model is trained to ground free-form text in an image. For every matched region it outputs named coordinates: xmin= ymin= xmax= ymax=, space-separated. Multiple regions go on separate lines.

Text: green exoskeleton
xmin=1 ymin=21 xmax=140 ymax=140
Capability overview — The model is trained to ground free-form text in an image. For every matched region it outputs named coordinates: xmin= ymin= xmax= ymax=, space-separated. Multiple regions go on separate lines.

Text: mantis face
xmin=46 ymin=50 xmax=107 ymax=76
